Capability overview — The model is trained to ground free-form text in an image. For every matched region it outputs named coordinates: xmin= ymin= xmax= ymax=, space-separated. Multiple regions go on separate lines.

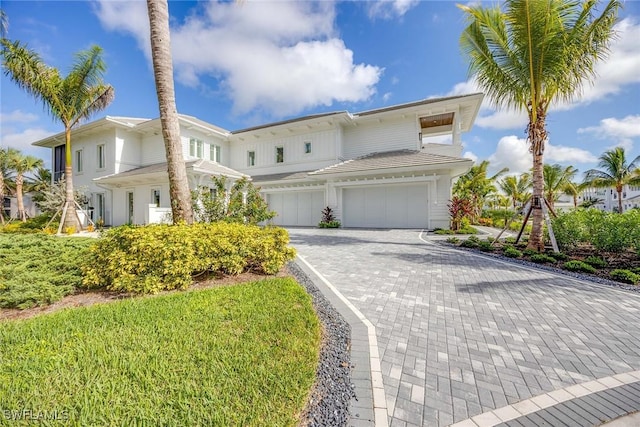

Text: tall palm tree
xmin=1 ymin=41 xmax=114 ymax=230
xmin=583 ymin=147 xmax=640 ymax=213
xmin=7 ymin=150 xmax=43 ymax=222
xmin=543 ymin=164 xmax=578 ymax=210
xmin=459 ymin=0 xmax=620 ymax=250
xmin=147 ymin=0 xmax=193 ymax=224
xmin=563 ymin=179 xmax=587 ymax=209
xmin=498 ymin=173 xmax=531 ymax=210
xmin=453 ymin=160 xmax=508 ymax=223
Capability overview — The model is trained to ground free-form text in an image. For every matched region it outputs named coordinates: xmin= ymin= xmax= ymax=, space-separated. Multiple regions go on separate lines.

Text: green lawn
xmin=0 ymin=278 xmax=320 ymax=426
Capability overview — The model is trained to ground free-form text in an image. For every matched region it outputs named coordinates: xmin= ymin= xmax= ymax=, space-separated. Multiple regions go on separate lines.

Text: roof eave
xmin=310 ymin=159 xmax=473 ymax=179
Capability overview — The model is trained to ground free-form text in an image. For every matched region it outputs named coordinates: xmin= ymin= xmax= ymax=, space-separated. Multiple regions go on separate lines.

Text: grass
xmin=0 ymin=278 xmax=320 ymax=426
xmin=0 ymin=234 xmax=94 ymax=309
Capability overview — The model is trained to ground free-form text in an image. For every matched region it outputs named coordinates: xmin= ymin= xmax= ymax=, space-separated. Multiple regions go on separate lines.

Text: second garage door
xmin=268 ymin=191 xmax=325 ymax=226
xmin=343 ymin=184 xmax=429 ymax=228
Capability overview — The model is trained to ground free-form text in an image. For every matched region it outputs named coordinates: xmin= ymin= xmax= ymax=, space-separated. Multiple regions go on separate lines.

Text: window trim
xmin=97 ymin=144 xmax=106 ymax=170
xmin=210 ymin=144 xmax=221 ymax=163
xmin=151 ymin=188 xmax=161 ymax=207
xmin=304 ymin=141 xmax=312 ymax=154
xmin=75 ymin=149 xmax=83 ymax=173
xmin=275 ymin=146 xmax=284 ymax=164
xmin=189 ymin=138 xmax=204 ymax=159
xmin=247 ymin=150 xmax=256 ymax=167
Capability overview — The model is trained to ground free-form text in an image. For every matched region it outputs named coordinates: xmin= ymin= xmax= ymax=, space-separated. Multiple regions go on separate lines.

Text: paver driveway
xmin=289 ymin=228 xmax=640 ymax=427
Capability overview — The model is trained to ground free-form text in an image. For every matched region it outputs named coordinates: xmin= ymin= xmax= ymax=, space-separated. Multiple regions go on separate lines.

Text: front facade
xmin=579 ymin=185 xmax=640 ymax=212
xmin=33 ymin=93 xmax=483 ymax=229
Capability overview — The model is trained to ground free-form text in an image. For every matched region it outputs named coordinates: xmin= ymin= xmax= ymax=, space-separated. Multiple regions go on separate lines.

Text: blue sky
xmin=1 ymin=0 xmax=639 ymax=176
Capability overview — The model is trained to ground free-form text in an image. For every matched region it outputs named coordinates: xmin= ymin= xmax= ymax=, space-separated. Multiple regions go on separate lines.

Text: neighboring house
xmin=32 ymin=93 xmax=483 ymax=229
xmin=2 ymin=195 xmax=39 ymax=220
xmin=579 ymin=185 xmax=640 ymax=212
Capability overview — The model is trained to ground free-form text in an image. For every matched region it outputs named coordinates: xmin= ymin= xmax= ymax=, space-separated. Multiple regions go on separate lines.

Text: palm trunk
xmin=62 ymin=126 xmax=81 ymax=231
xmin=16 ymin=174 xmax=26 ymax=222
xmin=147 ymin=0 xmax=194 ymax=224
xmin=527 ymin=107 xmax=547 ymax=252
xmin=0 ymin=173 xmax=4 ymax=225
xmin=617 ymin=185 xmax=623 ymax=213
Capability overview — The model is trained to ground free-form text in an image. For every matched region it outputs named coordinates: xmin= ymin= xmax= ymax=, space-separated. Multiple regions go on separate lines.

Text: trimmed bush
xmin=460 ymin=235 xmax=481 ymax=248
xmin=478 ymin=240 xmax=494 ymax=252
xmin=445 ymin=237 xmax=460 ymax=244
xmin=610 ymin=269 xmax=640 ymax=285
xmin=503 ymin=246 xmax=522 ymax=258
xmin=547 ymin=251 xmax=568 ymax=261
xmin=529 ymin=253 xmax=556 ymax=264
xmin=564 ymin=260 xmax=597 ymax=273
xmin=82 ymin=223 xmax=296 ymax=294
xmin=584 ymin=256 xmax=608 ymax=268
xmin=434 ymin=228 xmax=455 ymax=235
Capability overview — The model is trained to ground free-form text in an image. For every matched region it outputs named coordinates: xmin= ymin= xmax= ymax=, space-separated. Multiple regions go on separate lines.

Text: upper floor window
xmin=97 ymin=144 xmax=106 ymax=169
xmin=210 ymin=145 xmax=221 ymax=163
xmin=275 ymin=146 xmax=284 ymax=163
xmin=190 ymin=138 xmax=204 ymax=159
xmin=304 ymin=141 xmax=312 ymax=154
xmin=247 ymin=150 xmax=256 ymax=167
xmin=75 ymin=149 xmax=83 ymax=173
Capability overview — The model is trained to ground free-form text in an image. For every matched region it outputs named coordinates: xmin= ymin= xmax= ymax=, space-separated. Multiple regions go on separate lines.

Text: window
xmin=275 ymin=146 xmax=284 ymax=163
xmin=151 ymin=189 xmax=161 ymax=207
xmin=304 ymin=141 xmax=312 ymax=154
xmin=247 ymin=151 xmax=256 ymax=167
xmin=189 ymin=138 xmax=204 ymax=158
xmin=75 ymin=149 xmax=83 ymax=173
xmin=54 ymin=145 xmax=65 ymax=182
xmin=210 ymin=145 xmax=221 ymax=163
xmin=97 ymin=144 xmax=106 ymax=169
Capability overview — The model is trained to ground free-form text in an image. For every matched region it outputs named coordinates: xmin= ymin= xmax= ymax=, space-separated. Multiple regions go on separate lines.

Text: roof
xmin=250 ymin=170 xmax=316 ymax=183
xmin=94 ymin=159 xmax=245 ymax=183
xmin=355 ymin=93 xmax=483 ymax=117
xmin=309 ymin=150 xmax=472 ymax=176
xmin=231 ymin=111 xmax=345 ymax=134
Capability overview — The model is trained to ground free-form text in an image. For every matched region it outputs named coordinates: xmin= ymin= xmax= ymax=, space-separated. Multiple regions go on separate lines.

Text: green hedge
xmin=552 ymin=209 xmax=640 ymax=253
xmin=82 ymin=223 xmax=296 ymax=294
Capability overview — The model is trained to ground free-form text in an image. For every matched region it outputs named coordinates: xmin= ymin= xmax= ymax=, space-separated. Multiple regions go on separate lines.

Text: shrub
xmin=632 ymin=267 xmax=640 ymax=275
xmin=434 ymin=228 xmax=454 ymax=235
xmin=529 ymin=253 xmax=556 ymax=264
xmin=584 ymin=256 xmax=608 ymax=268
xmin=82 ymin=223 xmax=296 ymax=294
xmin=318 ymin=207 xmax=341 ymax=228
xmin=548 ymin=251 xmax=568 ymax=261
xmin=457 ymin=225 xmax=478 ymax=234
xmin=0 ymin=234 xmax=93 ymax=309
xmin=477 ymin=240 xmax=494 ymax=251
xmin=610 ymin=269 xmax=640 ymax=285
xmin=460 ymin=235 xmax=480 ymax=248
xmin=445 ymin=237 xmax=460 ymax=244
xmin=564 ymin=260 xmax=597 ymax=273
xmin=504 ymin=236 xmax=517 ymax=244
xmin=504 ymin=246 xmax=522 ymax=258
xmin=552 ymin=210 xmax=587 ymax=250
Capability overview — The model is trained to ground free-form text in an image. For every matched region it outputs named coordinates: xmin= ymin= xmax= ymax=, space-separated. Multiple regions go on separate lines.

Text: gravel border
xmin=289 ymin=261 xmax=356 ymax=427
xmin=437 ymin=241 xmax=640 ymax=293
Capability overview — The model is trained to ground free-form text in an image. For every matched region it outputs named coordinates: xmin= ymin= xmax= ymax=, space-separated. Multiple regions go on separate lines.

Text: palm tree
xmin=453 ymin=160 xmax=508 ymax=223
xmin=459 ymin=0 xmax=620 ymax=250
xmin=1 ymin=41 xmax=114 ymax=230
xmin=146 ymin=0 xmax=193 ymax=224
xmin=563 ymin=179 xmax=587 ymax=209
xmin=0 ymin=147 xmax=18 ymax=224
xmin=498 ymin=173 xmax=531 ymax=210
xmin=543 ymin=164 xmax=578 ymax=210
xmin=583 ymin=147 xmax=640 ymax=213
xmin=7 ymin=150 xmax=43 ymax=222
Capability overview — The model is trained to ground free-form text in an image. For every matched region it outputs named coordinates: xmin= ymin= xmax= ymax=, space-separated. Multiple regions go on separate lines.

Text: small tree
xmin=193 ymin=176 xmax=275 ymax=225
xmin=318 ymin=206 xmax=341 ymax=228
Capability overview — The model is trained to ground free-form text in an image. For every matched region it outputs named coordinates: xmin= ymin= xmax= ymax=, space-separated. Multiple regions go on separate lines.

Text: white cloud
xmin=463 ymin=151 xmax=478 ymax=162
xmin=475 ymin=109 xmax=528 ymax=130
xmin=0 ymin=110 xmax=39 ymax=124
xmin=488 ymin=135 xmax=531 ymax=174
xmin=487 ymin=135 xmax=596 ymax=174
xmin=578 ymin=115 xmax=640 ymax=153
xmin=0 ymin=128 xmax=55 ymax=159
xmin=366 ymin=0 xmax=419 ymax=20
xmin=95 ymin=1 xmax=381 ymax=117
xmin=382 ymin=92 xmax=392 ymax=103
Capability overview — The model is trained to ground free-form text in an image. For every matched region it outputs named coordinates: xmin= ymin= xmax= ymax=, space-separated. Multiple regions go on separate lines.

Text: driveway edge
xmin=295 ymin=255 xmax=389 ymax=427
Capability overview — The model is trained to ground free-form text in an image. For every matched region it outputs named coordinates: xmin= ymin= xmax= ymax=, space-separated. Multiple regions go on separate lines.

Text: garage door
xmin=268 ymin=191 xmax=325 ymax=226
xmin=343 ymin=184 xmax=429 ymax=228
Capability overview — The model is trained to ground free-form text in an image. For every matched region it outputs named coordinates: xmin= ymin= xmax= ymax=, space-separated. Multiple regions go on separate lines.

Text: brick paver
xmin=288 ymin=229 xmax=640 ymax=427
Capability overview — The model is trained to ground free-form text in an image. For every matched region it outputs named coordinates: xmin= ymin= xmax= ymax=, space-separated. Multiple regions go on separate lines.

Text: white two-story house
xmin=32 ymin=93 xmax=483 ymax=229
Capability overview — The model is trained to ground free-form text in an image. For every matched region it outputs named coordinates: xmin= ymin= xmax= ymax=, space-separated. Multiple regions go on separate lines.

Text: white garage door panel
xmin=343 ymin=184 xmax=429 ymax=228
xmin=268 ymin=191 xmax=324 ymax=226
